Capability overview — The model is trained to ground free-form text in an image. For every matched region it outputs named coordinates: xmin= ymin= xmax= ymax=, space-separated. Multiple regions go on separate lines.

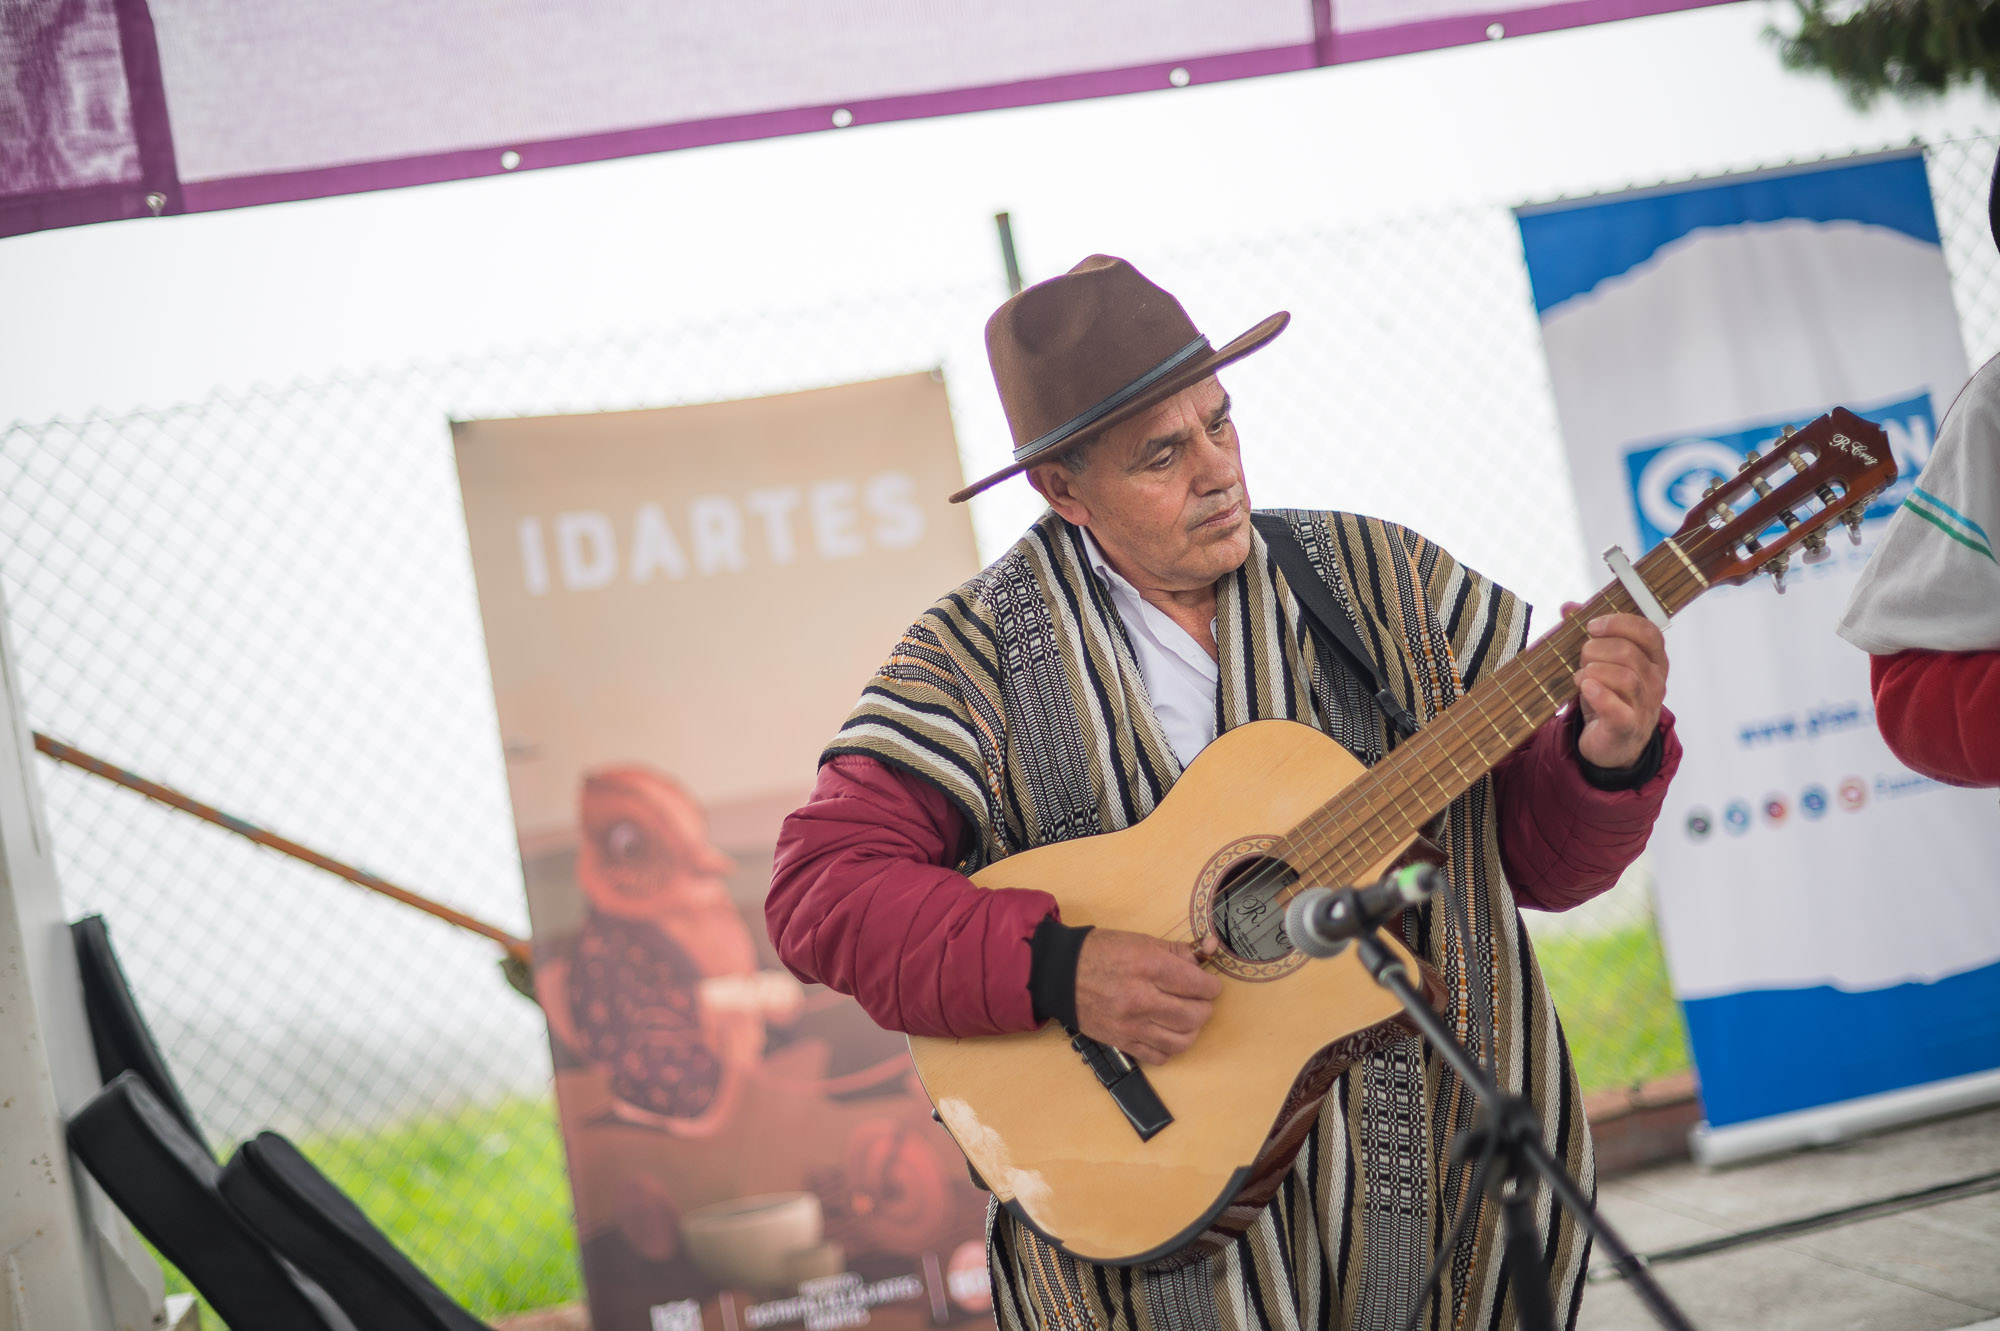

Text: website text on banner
xmin=1516 ymin=151 xmax=2000 ymax=1164
xmin=453 ymin=374 xmax=989 ymax=1331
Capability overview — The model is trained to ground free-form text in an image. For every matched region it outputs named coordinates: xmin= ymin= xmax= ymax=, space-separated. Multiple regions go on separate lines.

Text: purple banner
xmin=3 ymin=0 xmax=1736 ymax=239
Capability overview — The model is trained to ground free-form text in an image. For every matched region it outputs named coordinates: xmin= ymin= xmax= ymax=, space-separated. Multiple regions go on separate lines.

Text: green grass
xmin=1535 ymin=919 xmax=1693 ymax=1094
xmin=152 ymin=924 xmax=1689 ymax=1325
xmin=157 ymin=1093 xmax=582 ymax=1329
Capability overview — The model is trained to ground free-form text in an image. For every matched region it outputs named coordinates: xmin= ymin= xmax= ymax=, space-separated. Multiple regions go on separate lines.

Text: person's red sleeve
xmin=1491 ymin=707 xmax=1682 ymax=912
xmin=767 ymin=754 xmax=1058 ymax=1038
xmin=1871 ymin=649 xmax=2000 ymax=788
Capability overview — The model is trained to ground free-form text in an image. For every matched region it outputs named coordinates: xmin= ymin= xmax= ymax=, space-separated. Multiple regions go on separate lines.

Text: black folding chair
xmin=66 ymin=916 xmax=493 ymax=1330
xmin=71 ymin=913 xmax=208 ymax=1154
xmin=221 ymin=1132 xmax=492 ymax=1331
xmin=68 ymin=1072 xmax=360 ymax=1331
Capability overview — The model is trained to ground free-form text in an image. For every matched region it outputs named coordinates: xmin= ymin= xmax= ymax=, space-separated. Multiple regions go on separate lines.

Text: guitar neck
xmin=1276 ymin=539 xmax=1708 ymax=887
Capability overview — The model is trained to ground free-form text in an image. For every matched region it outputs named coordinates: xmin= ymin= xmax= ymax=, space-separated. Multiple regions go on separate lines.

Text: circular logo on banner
xmin=1800 ymin=785 xmax=1829 ymax=819
xmin=1763 ymin=794 xmax=1789 ymax=826
xmin=1723 ymin=799 xmax=1752 ymax=834
xmin=1636 ymin=440 xmax=1744 ymax=543
xmin=1838 ymin=776 xmax=1869 ymax=811
xmin=1685 ymin=808 xmax=1714 ymax=841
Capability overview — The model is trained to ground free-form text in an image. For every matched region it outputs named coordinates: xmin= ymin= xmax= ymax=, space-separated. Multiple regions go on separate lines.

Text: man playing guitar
xmin=767 ymin=255 xmax=1677 ymax=1330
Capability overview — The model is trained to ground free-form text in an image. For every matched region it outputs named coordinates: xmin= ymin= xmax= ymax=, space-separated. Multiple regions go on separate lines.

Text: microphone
xmin=1283 ymin=864 xmax=1441 ymax=959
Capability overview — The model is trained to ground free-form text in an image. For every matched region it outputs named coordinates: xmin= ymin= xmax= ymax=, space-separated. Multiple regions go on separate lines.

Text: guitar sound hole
xmin=1213 ymin=856 xmax=1301 ymax=963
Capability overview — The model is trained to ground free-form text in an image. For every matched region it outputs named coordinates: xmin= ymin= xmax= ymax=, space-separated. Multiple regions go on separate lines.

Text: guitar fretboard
xmin=1273 ymin=539 xmax=1707 ymax=891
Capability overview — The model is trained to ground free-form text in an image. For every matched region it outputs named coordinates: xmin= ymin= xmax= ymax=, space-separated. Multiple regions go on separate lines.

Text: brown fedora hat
xmin=950 ymin=255 xmax=1289 ymax=503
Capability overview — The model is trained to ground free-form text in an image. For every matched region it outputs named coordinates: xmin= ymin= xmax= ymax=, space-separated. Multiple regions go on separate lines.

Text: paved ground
xmin=1579 ymin=1104 xmax=2000 ymax=1331
xmin=497 ymin=1104 xmax=2000 ymax=1331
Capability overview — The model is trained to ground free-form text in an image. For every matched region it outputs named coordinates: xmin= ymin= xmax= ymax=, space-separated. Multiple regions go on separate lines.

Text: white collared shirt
xmin=1080 ymin=528 xmax=1219 ymax=768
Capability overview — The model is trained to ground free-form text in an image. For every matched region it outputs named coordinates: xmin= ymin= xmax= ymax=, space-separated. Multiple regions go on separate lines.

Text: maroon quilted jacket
xmin=768 ymin=709 xmax=1679 ymax=1039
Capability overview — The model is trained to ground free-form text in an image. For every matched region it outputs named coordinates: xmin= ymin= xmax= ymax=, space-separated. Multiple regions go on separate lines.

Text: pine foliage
xmin=1773 ymin=0 xmax=2000 ymax=105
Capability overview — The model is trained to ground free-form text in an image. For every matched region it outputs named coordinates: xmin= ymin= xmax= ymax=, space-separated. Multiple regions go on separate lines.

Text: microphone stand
xmin=1347 ymin=928 xmax=1697 ymax=1331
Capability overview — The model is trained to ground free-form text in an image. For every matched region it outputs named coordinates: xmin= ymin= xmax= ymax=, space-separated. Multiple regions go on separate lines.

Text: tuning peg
xmin=1738 ymin=450 xmax=1761 ymax=473
xmin=1745 ymin=468 xmax=1805 ymax=536
xmin=1801 ymin=530 xmax=1831 ymax=564
xmin=1779 ymin=424 xmax=1797 ymax=439
xmin=1767 ymin=553 xmax=1790 ymax=594
xmin=1843 ymin=508 xmax=1865 ymax=546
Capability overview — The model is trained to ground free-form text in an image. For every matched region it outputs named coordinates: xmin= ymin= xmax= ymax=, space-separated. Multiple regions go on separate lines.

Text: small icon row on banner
xmin=1683 ymin=779 xmax=1869 ymax=841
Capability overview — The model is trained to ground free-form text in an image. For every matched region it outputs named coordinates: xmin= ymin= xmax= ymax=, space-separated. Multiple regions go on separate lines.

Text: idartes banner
xmin=454 ymin=373 xmax=992 ymax=1331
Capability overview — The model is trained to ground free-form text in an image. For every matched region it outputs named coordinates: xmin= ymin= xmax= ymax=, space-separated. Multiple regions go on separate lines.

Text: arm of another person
xmin=1492 ymin=610 xmax=1681 ymax=910
xmin=1871 ymin=649 xmax=2000 ymax=787
xmin=1839 ymin=356 xmax=2000 ymax=778
xmin=768 ymin=755 xmax=1220 ymax=1059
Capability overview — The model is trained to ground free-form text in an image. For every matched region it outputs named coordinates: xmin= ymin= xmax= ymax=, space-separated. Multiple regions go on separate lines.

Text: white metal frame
xmin=0 ymin=584 xmax=164 ymax=1331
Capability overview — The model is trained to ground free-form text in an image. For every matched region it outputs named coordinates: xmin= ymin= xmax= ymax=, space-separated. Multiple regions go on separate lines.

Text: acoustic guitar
xmin=907 ymin=408 xmax=1897 ymax=1266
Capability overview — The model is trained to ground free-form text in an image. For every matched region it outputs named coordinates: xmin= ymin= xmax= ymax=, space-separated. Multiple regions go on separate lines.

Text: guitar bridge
xmin=1069 ymin=1030 xmax=1173 ymax=1140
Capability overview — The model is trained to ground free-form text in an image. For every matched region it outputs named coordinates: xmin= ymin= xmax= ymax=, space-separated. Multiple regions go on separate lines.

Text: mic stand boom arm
xmin=1347 ymin=928 xmax=1697 ymax=1331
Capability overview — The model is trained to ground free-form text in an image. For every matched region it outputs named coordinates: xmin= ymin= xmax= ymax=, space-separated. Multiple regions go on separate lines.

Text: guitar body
xmin=907 ymin=718 xmax=1422 ymax=1266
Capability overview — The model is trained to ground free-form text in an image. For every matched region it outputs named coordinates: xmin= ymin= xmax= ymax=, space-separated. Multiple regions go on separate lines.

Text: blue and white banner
xmin=1517 ymin=152 xmax=2000 ymax=1155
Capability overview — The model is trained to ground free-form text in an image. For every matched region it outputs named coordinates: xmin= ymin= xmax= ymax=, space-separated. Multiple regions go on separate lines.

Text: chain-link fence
xmin=4 ymin=133 xmax=1996 ymax=1322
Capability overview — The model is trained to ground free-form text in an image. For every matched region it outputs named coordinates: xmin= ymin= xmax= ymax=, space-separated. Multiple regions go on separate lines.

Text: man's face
xmin=1030 ymin=376 xmax=1250 ymax=594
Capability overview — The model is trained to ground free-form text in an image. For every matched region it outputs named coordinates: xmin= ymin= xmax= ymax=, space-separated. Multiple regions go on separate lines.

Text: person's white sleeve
xmin=1838 ymin=358 xmax=2000 ymax=654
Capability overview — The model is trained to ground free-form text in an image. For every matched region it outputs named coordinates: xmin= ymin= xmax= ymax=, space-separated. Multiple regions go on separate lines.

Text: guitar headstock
xmin=1668 ymin=407 xmax=1898 ymax=591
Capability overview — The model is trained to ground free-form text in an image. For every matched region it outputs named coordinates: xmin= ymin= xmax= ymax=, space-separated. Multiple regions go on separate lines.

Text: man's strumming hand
xmin=1073 ymin=928 xmax=1222 ymax=1066
xmin=1562 ymin=603 xmax=1669 ymax=770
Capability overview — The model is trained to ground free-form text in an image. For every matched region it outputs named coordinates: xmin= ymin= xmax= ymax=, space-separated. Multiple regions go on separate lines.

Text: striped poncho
xmin=827 ymin=508 xmax=1593 ymax=1331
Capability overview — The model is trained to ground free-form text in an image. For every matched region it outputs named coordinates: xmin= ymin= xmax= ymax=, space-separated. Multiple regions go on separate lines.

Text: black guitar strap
xmin=1251 ymin=513 xmax=1420 ymax=742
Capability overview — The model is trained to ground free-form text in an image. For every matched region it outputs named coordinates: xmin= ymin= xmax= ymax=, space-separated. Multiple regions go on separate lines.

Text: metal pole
xmin=995 ymin=212 xmax=1024 ymax=295
xmin=0 ymin=586 xmax=163 ymax=1331
xmin=30 ymin=733 xmax=533 ymax=968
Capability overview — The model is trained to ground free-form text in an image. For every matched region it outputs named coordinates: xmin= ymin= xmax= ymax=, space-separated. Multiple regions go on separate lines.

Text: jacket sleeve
xmin=1871 ymin=649 xmax=2000 ymax=788
xmin=1490 ymin=707 xmax=1682 ymax=912
xmin=767 ymin=753 xmax=1058 ymax=1038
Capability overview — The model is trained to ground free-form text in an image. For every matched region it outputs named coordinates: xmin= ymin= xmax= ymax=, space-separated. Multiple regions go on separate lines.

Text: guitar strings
xmin=1271 ymin=564 xmax=1676 ymax=903
xmin=1198 ymin=582 xmax=1629 ymax=944
xmin=1316 ymin=503 xmax=1754 ymax=879
xmin=1187 ymin=500 xmax=1783 ymax=966
xmin=1263 ymin=553 xmax=1673 ymax=896
xmin=1207 ymin=450 xmax=1847 ymax=935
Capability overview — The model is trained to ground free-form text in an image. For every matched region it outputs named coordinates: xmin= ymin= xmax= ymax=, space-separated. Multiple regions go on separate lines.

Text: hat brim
xmin=948 ymin=309 xmax=1291 ymax=504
